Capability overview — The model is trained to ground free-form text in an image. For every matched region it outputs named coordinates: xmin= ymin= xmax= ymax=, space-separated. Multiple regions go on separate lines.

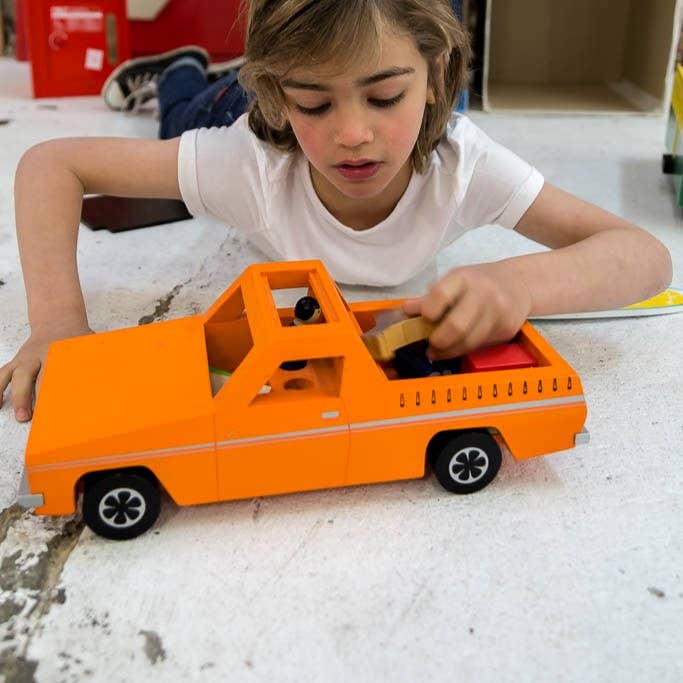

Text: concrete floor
xmin=0 ymin=57 xmax=682 ymax=682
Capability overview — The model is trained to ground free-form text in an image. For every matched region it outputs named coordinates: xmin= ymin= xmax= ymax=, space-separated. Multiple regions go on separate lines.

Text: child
xmin=0 ymin=0 xmax=673 ymax=423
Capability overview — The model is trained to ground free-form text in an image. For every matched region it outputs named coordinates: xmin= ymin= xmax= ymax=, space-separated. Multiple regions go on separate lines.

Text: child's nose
xmin=333 ymin=109 xmax=374 ymax=148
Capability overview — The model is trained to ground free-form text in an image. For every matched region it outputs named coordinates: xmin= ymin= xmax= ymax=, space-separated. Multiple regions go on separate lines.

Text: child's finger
xmin=421 ymin=271 xmax=466 ymax=322
xmin=401 ymin=298 xmax=422 ymax=315
xmin=427 ymin=292 xmax=487 ymax=360
xmin=10 ymin=364 xmax=39 ymax=422
xmin=0 ymin=362 xmax=14 ymax=408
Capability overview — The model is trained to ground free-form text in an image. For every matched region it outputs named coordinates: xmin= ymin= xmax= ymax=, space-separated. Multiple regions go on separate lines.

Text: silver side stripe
xmin=29 ymin=442 xmax=215 ymax=474
xmin=29 ymin=394 xmax=585 ymax=474
xmin=351 ymin=394 xmax=585 ymax=431
xmin=217 ymin=424 xmax=348 ymax=448
xmin=215 ymin=394 xmax=585 ymax=450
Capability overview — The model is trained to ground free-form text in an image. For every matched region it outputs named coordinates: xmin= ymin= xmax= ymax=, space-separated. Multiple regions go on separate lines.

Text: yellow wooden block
xmin=362 ymin=310 xmax=437 ymax=361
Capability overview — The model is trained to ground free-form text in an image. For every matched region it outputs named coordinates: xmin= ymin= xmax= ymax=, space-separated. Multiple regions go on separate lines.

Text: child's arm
xmin=0 ymin=137 xmax=182 ymax=421
xmin=403 ymin=182 xmax=673 ymax=360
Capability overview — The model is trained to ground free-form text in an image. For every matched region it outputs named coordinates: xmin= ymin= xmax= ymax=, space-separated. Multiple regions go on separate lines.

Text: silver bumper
xmin=574 ymin=427 xmax=591 ymax=446
xmin=16 ymin=468 xmax=44 ymax=509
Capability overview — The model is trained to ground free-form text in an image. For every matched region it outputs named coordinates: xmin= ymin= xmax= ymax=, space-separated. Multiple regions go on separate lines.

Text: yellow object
xmin=361 ymin=310 xmax=437 ymax=361
xmin=672 ymin=65 xmax=683 ymax=131
xmin=624 ymin=288 xmax=683 ymax=310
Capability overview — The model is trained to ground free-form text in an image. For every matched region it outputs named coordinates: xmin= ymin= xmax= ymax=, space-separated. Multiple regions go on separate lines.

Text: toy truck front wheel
xmin=82 ymin=470 xmax=161 ymax=540
xmin=432 ymin=431 xmax=502 ymax=494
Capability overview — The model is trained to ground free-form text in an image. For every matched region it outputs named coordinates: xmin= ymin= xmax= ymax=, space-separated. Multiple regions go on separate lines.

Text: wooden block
xmin=461 ymin=342 xmax=537 ymax=373
xmin=362 ymin=310 xmax=436 ymax=361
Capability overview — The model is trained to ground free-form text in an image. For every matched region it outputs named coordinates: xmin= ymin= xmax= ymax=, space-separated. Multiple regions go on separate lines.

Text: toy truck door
xmin=214 ymin=356 xmax=350 ymax=500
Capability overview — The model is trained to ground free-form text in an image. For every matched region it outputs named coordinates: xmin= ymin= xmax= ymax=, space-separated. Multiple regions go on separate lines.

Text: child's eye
xmin=293 ymin=92 xmax=405 ymax=117
xmin=369 ymin=93 xmax=405 ymax=108
xmin=295 ymin=103 xmax=331 ymax=116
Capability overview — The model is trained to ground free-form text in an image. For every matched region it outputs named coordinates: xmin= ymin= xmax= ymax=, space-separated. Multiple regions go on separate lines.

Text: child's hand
xmin=402 ymin=262 xmax=532 ymax=360
xmin=0 ymin=322 xmax=94 ymax=422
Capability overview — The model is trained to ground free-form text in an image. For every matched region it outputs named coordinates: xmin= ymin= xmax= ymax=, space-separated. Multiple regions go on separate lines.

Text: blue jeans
xmin=158 ymin=59 xmax=250 ymax=140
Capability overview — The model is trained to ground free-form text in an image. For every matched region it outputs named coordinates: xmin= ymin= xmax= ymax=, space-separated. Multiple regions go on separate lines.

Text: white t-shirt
xmin=178 ymin=112 xmax=544 ymax=286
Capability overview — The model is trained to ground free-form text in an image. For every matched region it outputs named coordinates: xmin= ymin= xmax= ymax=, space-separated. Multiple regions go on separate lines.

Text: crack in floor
xmin=0 ymin=504 xmax=24 ymax=547
xmin=135 ymin=234 xmax=253 ymax=326
xmin=0 ymin=509 xmax=83 ymax=682
xmin=138 ymin=284 xmax=184 ymax=325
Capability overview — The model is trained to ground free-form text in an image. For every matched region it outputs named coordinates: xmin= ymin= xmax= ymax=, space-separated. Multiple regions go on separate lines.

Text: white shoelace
xmin=122 ymin=73 xmax=160 ymax=113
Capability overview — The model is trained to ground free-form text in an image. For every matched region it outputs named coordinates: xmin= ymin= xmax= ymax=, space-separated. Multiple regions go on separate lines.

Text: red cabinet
xmin=26 ymin=1 xmax=130 ymax=97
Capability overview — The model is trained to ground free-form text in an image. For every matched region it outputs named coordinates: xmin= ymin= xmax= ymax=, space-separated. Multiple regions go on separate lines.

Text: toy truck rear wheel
xmin=83 ymin=470 xmax=161 ymax=540
xmin=433 ymin=431 xmax=502 ymax=494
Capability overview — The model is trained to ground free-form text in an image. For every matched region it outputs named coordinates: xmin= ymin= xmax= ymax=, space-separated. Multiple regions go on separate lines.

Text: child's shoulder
xmin=441 ymin=113 xmax=493 ymax=151
xmin=432 ymin=113 xmax=494 ymax=174
xmin=189 ymin=113 xmax=298 ymax=178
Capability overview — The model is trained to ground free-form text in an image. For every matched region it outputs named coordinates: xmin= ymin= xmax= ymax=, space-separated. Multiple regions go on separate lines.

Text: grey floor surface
xmin=0 ymin=57 xmax=682 ymax=682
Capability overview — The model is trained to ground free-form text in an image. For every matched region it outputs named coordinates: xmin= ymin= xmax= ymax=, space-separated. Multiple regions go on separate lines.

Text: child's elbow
xmin=645 ymin=231 xmax=673 ymax=293
xmin=17 ymin=140 xmax=64 ymax=179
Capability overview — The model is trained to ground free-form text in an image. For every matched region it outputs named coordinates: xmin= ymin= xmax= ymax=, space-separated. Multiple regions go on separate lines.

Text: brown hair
xmin=238 ymin=0 xmax=471 ymax=174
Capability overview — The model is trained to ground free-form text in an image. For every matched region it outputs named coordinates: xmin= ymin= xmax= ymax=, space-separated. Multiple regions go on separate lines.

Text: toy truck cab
xmin=18 ymin=260 xmax=588 ymax=540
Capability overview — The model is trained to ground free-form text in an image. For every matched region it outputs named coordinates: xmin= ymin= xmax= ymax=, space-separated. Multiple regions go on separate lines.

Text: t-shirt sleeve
xmin=177 ymin=116 xmax=265 ymax=232
xmin=449 ymin=117 xmax=544 ymax=231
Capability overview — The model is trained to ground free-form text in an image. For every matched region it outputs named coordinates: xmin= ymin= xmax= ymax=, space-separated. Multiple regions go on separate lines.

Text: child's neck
xmin=310 ymin=162 xmax=413 ymax=231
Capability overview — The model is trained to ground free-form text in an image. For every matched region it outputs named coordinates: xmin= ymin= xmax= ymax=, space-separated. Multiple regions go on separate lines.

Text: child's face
xmin=281 ymin=28 xmax=435 ymax=211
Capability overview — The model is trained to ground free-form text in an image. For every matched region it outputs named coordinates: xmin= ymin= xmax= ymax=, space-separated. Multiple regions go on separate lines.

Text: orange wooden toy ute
xmin=17 ymin=260 xmax=589 ymax=540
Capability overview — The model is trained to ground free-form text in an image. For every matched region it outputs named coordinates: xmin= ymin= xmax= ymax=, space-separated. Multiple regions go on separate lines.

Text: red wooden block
xmin=462 ymin=342 xmax=537 ymax=373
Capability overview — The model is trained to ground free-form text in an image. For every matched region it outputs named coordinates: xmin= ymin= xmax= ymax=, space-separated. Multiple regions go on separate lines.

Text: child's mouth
xmin=335 ymin=161 xmax=382 ymax=180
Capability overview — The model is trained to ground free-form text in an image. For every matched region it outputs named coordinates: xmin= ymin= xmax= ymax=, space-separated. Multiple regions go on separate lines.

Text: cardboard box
xmin=483 ymin=0 xmax=682 ymax=114
xmin=126 ymin=0 xmax=169 ymax=21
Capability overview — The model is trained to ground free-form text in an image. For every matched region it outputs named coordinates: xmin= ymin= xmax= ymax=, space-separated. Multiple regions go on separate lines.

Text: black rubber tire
xmin=83 ymin=471 xmax=161 ymax=540
xmin=433 ymin=431 xmax=502 ymax=494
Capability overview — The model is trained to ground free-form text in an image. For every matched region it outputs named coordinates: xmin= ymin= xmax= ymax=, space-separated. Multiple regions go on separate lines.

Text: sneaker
xmin=102 ymin=46 xmax=210 ymax=111
xmin=123 ymin=79 xmax=158 ymax=114
xmin=207 ymin=55 xmax=246 ymax=83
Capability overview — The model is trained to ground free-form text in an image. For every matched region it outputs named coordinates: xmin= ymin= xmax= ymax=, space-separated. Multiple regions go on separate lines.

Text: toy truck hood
xmin=25 ymin=317 xmax=213 ymax=463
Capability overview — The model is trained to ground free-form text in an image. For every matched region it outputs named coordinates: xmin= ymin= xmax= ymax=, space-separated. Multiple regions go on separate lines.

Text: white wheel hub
xmin=98 ymin=487 xmax=147 ymax=528
xmin=449 ymin=447 xmax=489 ymax=484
